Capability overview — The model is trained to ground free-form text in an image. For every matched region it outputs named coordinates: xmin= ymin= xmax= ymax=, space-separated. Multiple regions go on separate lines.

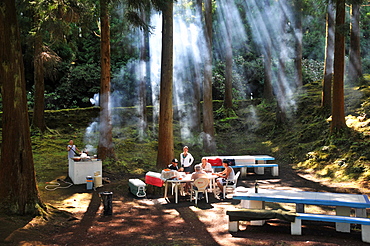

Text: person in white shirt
xmin=200 ymin=157 xmax=213 ymax=173
xmin=180 ymin=146 xmax=194 ymax=173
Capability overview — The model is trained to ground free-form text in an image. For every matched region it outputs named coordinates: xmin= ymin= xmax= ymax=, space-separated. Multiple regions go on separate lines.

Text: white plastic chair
xmin=190 ymin=178 xmax=210 ymax=206
xmin=223 ymin=171 xmax=240 ymax=199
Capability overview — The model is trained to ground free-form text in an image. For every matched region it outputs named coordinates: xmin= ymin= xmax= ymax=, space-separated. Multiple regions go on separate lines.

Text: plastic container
xmin=86 ymin=176 xmax=93 ymax=190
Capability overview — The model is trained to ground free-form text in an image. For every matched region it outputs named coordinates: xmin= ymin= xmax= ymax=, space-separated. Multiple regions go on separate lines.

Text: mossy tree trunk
xmin=156 ymin=1 xmax=174 ymax=168
xmin=0 ymin=0 xmax=43 ymax=215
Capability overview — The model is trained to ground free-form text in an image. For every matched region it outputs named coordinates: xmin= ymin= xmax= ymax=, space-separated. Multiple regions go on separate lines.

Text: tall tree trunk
xmin=292 ymin=0 xmax=303 ymax=87
xmin=263 ymin=50 xmax=274 ymax=101
xmin=348 ymin=2 xmax=362 ymax=84
xmin=156 ymin=1 xmax=174 ymax=168
xmin=202 ymin=0 xmax=217 ymax=154
xmin=32 ymin=31 xmax=47 ymax=132
xmin=98 ymin=0 xmax=115 ymax=160
xmin=331 ymin=0 xmax=346 ymax=133
xmin=0 ymin=0 xmax=43 ymax=215
xmin=138 ymin=12 xmax=148 ymax=139
xmin=322 ymin=2 xmax=335 ymax=109
xmin=223 ymin=18 xmax=233 ymax=109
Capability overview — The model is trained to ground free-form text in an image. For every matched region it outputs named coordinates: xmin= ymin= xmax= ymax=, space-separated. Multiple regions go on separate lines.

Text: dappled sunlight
xmin=50 ymin=193 xmax=93 ymax=213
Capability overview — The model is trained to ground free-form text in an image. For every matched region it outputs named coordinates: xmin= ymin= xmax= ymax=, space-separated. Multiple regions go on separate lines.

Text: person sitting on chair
xmin=191 ymin=164 xmax=207 ymax=180
xmin=190 ymin=164 xmax=208 ymax=199
xmin=214 ymin=159 xmax=235 ymax=199
xmin=168 ymin=158 xmax=184 ymax=172
xmin=200 ymin=157 xmax=213 ymax=173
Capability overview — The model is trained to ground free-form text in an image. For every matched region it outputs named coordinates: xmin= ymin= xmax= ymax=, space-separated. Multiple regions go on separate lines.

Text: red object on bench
xmin=145 ymin=171 xmax=164 ymax=187
xmin=208 ymin=158 xmax=222 ymax=166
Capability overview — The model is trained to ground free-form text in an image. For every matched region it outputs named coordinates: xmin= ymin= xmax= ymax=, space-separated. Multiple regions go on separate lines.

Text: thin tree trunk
xmin=348 ymin=2 xmax=362 ymax=84
xmin=202 ymin=0 xmax=217 ymax=154
xmin=224 ymin=18 xmax=233 ymax=109
xmin=331 ymin=0 xmax=346 ymax=132
xmin=322 ymin=2 xmax=335 ymax=109
xmin=98 ymin=0 xmax=115 ymax=160
xmin=156 ymin=1 xmax=174 ymax=168
xmin=292 ymin=0 xmax=303 ymax=87
xmin=32 ymin=31 xmax=47 ymax=132
xmin=0 ymin=0 xmax=43 ymax=215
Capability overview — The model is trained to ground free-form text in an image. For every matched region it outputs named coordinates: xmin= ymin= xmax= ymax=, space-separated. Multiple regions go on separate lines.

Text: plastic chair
xmin=223 ymin=171 xmax=240 ymax=199
xmin=190 ymin=178 xmax=210 ymax=206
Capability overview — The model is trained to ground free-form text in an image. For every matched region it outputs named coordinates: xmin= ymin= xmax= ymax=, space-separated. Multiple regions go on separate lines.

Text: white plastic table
xmin=233 ymin=188 xmax=370 ymax=231
xmin=163 ymin=173 xmax=218 ymax=203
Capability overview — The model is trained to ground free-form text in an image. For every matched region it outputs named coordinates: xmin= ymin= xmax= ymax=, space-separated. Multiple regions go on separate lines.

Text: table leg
xmin=164 ymin=181 xmax=168 ymax=199
xmin=240 ymin=200 xmax=265 ymax=226
xmin=296 ymin=204 xmax=305 ymax=213
xmin=175 ymin=183 xmax=178 ymax=203
xmin=255 ymin=160 xmax=265 ymax=175
xmin=336 ymin=206 xmax=351 ymax=232
xmin=241 ymin=167 xmax=246 ymax=177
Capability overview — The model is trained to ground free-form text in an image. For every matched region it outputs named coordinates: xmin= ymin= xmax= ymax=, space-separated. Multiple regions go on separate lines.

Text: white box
xmin=68 ymin=159 xmax=102 ymax=184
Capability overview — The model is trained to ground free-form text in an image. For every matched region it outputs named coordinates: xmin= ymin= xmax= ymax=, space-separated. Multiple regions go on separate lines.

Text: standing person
xmin=180 ymin=146 xmax=194 ymax=174
xmin=214 ymin=159 xmax=235 ymax=199
xmin=200 ymin=157 xmax=213 ymax=173
xmin=67 ymin=140 xmax=81 ymax=159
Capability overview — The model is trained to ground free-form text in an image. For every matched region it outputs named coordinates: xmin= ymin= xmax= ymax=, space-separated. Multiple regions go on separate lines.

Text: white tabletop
xmin=233 ymin=189 xmax=370 ymax=209
xmin=204 ymin=155 xmax=275 ymax=161
xmin=165 ymin=173 xmax=217 ymax=182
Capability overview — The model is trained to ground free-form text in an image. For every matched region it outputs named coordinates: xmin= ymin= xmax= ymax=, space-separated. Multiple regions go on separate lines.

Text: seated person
xmin=200 ymin=157 xmax=213 ymax=173
xmin=189 ymin=165 xmax=208 ymax=197
xmin=214 ymin=159 xmax=235 ymax=199
xmin=191 ymin=164 xmax=208 ymax=180
xmin=168 ymin=158 xmax=184 ymax=172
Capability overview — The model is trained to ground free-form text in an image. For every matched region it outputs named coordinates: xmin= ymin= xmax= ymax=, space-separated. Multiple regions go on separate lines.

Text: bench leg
xmin=291 ymin=218 xmax=302 ymax=235
xmin=336 ymin=206 xmax=351 ymax=233
xmin=229 ymin=221 xmax=239 ymax=232
xmin=362 ymin=225 xmax=370 ymax=243
xmin=271 ymin=166 xmax=278 ymax=176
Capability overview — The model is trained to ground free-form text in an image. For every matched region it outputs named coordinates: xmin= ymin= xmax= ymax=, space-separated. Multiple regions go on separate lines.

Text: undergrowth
xmin=30 ymin=79 xmax=370 ymax=189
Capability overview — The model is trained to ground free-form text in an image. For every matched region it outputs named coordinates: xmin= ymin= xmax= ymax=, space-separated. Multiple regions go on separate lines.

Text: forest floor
xmin=0 ymin=162 xmax=369 ymax=246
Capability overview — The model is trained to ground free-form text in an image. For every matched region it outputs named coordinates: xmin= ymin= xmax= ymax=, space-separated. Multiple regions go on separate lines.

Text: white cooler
xmin=69 ymin=159 xmax=102 ymax=184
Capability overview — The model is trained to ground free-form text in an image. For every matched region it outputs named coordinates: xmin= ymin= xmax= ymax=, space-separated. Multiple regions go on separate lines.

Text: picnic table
xmin=163 ymin=172 xmax=218 ymax=203
xmin=204 ymin=155 xmax=276 ymax=176
xmin=232 ymin=188 xmax=370 ymax=232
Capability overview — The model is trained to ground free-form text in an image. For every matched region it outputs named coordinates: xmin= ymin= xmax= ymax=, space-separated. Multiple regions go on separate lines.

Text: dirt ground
xmin=1 ymin=164 xmax=370 ymax=246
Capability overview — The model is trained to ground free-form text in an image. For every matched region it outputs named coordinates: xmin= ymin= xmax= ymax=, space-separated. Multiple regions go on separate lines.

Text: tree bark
xmin=0 ymin=0 xmax=43 ymax=215
xmin=202 ymin=0 xmax=217 ymax=154
xmin=156 ymin=1 xmax=174 ymax=168
xmin=348 ymin=2 xmax=362 ymax=84
xmin=32 ymin=31 xmax=47 ymax=132
xmin=331 ymin=0 xmax=346 ymax=133
xmin=98 ymin=0 xmax=115 ymax=160
xmin=322 ymin=2 xmax=335 ymax=109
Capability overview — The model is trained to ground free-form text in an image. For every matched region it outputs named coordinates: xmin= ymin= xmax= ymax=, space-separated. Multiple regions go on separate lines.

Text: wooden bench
xmin=226 ymin=209 xmax=370 ymax=243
